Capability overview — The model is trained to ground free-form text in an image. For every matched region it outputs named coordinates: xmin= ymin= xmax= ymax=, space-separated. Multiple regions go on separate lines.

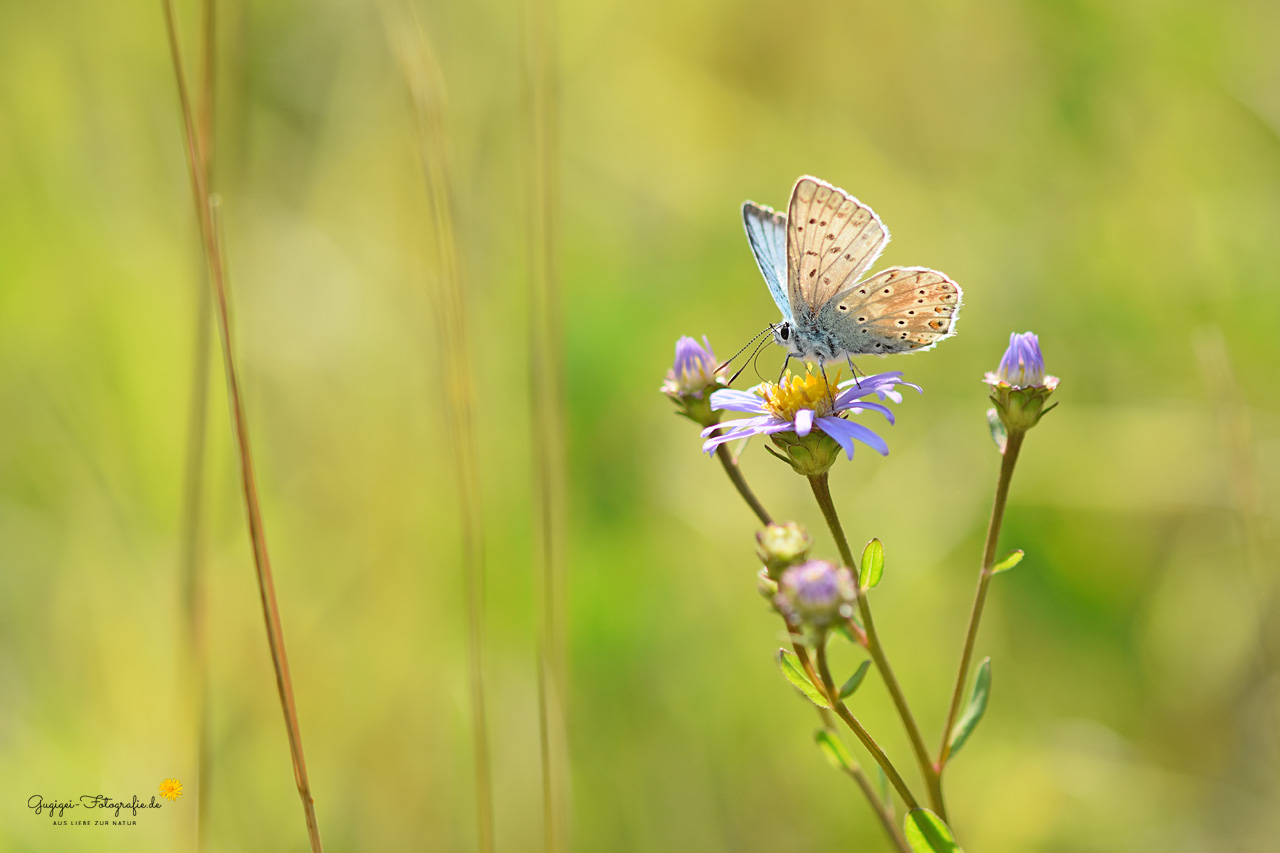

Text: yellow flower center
xmin=757 ymin=369 xmax=842 ymax=421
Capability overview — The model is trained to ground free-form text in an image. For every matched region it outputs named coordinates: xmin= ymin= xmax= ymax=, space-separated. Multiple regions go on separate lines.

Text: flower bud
xmin=661 ymin=336 xmax=728 ymax=427
xmin=985 ymin=331 xmax=1059 ymax=436
xmin=756 ymin=522 xmax=812 ymax=579
xmin=775 ymin=560 xmax=856 ymax=630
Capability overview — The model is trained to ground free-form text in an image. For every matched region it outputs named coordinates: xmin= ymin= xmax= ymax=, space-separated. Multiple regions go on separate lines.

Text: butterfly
xmin=742 ymin=176 xmax=962 ymax=367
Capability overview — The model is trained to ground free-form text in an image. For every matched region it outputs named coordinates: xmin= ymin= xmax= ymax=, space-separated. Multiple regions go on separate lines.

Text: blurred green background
xmin=2 ymin=0 xmax=1279 ymax=850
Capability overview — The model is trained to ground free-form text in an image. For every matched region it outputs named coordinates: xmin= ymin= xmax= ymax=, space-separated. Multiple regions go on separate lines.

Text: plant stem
xmin=844 ymin=763 xmax=911 ymax=853
xmin=386 ymin=11 xmax=495 ymax=851
xmin=808 ymin=472 xmax=942 ymax=815
xmin=781 ymin=620 xmax=906 ymax=852
xmin=519 ymin=0 xmax=565 ymax=846
xmin=938 ymin=430 xmax=1025 ymax=782
xmin=715 ymin=444 xmax=772 ymax=525
xmin=161 ymin=1 xmax=323 ymax=849
xmin=816 ymin=641 xmax=919 ymax=812
xmin=711 ymin=448 xmax=900 ymax=847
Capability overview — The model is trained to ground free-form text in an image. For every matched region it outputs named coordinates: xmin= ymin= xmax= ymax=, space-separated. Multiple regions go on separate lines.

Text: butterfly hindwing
xmin=786 ymin=176 xmax=889 ymax=320
xmin=817 ymin=267 xmax=963 ymax=355
xmin=742 ymin=202 xmax=790 ymax=320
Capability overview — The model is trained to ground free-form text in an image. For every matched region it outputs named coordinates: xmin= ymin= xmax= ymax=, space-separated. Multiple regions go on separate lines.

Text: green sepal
xmin=839 ymin=659 xmax=872 ymax=699
xmin=905 ymin=809 xmax=962 ymax=852
xmin=764 ymin=445 xmax=793 ymax=466
xmin=860 ymin=538 xmax=884 ymax=589
xmin=991 ymin=549 xmax=1024 ymax=574
xmin=814 ymin=729 xmax=855 ymax=772
xmin=777 ymin=649 xmax=831 ymax=709
xmin=947 ymin=657 xmax=991 ymax=758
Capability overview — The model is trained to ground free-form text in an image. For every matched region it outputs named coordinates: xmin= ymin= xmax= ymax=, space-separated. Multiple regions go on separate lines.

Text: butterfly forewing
xmin=786 ymin=176 xmax=889 ymax=318
xmin=819 ymin=267 xmax=963 ymax=354
xmin=742 ymin=202 xmax=790 ymax=319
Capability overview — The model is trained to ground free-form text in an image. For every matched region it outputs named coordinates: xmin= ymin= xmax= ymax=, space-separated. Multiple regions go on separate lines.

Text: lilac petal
xmin=836 ymin=376 xmax=921 ymax=408
xmin=816 ymin=416 xmax=890 ymax=458
xmin=702 ymin=421 xmax=792 ymax=454
xmin=700 ymin=414 xmax=778 ymax=438
xmin=795 ymin=408 xmax=814 ymax=437
xmin=709 ymin=388 xmax=767 ymax=414
xmin=840 ymin=400 xmax=895 ymax=424
xmin=837 ymin=371 xmax=902 ymax=389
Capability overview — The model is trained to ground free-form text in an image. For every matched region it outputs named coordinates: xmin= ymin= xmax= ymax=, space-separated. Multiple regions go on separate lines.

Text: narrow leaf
xmin=839 ymin=659 xmax=872 ymax=699
xmin=860 ymin=538 xmax=884 ymax=589
xmin=904 ymin=809 xmax=962 ymax=853
xmin=814 ymin=729 xmax=855 ymax=772
xmin=992 ymin=549 xmax=1024 ymax=574
xmin=875 ymin=765 xmax=891 ymax=811
xmin=947 ymin=657 xmax=992 ymax=758
xmin=777 ymin=649 xmax=831 ymax=709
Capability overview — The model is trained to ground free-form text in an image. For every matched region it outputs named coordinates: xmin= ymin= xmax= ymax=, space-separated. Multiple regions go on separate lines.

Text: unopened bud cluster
xmin=775 ymin=559 xmax=856 ymax=630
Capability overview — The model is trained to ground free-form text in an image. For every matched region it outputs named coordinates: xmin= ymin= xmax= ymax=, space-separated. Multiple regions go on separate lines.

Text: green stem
xmin=715 ymin=444 xmax=772 ymax=525
xmin=808 ymin=472 xmax=943 ymax=816
xmin=783 ymin=619 xmax=908 ymax=852
xmin=845 ymin=763 xmax=911 ymax=853
xmin=937 ymin=430 xmax=1025 ymax=780
xmin=712 ymin=451 xmax=902 ymax=847
xmin=816 ymin=641 xmax=920 ymax=812
xmin=162 ymin=2 xmax=323 ymax=849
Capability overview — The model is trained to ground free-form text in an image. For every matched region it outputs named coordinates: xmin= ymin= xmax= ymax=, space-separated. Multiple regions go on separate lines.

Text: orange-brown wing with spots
xmin=818 ymin=267 xmax=963 ymax=355
xmin=786 ymin=176 xmax=889 ymax=319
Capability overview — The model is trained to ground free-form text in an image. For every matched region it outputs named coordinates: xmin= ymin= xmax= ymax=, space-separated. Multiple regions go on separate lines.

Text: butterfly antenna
xmin=715 ymin=324 xmax=775 ymax=376
xmin=730 ymin=332 xmax=775 ymax=386
xmin=746 ymin=335 xmax=777 ymax=384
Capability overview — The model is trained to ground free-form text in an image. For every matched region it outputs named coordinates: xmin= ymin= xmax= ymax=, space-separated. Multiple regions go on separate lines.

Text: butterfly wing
xmin=817 ymin=267 xmax=963 ymax=355
xmin=786 ymin=176 xmax=889 ymax=321
xmin=742 ymin=202 xmax=790 ymax=320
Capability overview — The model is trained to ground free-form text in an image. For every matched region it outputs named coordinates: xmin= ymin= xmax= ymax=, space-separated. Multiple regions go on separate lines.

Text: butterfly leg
xmin=819 ymin=361 xmax=836 ymax=406
xmin=844 ymin=356 xmax=865 ymax=389
xmin=776 ymin=354 xmax=792 ymax=385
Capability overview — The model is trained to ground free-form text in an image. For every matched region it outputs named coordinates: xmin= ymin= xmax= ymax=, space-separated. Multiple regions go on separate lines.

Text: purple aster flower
xmin=700 ymin=369 xmax=920 ymax=465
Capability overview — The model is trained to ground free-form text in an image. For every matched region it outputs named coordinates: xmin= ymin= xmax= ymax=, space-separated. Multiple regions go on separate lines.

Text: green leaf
xmin=777 ymin=649 xmax=831 ymax=709
xmin=875 ymin=765 xmax=891 ymax=810
xmin=991 ymin=549 xmax=1024 ymax=574
xmin=904 ymin=809 xmax=962 ymax=852
xmin=947 ymin=657 xmax=991 ymax=758
xmin=860 ymin=538 xmax=884 ymax=588
xmin=814 ymin=729 xmax=855 ymax=772
xmin=839 ymin=659 xmax=872 ymax=699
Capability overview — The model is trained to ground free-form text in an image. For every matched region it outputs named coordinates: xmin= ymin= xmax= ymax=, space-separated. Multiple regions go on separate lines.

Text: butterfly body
xmin=743 ymin=176 xmax=962 ymax=365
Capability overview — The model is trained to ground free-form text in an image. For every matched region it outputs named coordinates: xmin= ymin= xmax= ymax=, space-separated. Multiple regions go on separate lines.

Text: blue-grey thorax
xmin=773 ymin=318 xmax=844 ymax=365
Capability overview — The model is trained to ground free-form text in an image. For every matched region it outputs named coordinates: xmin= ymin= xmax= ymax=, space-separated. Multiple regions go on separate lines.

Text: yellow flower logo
xmin=158 ymin=779 xmax=183 ymax=801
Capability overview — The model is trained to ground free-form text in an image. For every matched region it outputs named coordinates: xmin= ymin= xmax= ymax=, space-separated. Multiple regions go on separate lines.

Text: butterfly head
xmin=772 ymin=321 xmax=793 ymax=348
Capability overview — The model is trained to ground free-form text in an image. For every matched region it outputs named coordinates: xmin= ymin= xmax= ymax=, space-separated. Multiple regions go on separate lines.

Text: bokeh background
xmin=2 ymin=0 xmax=1279 ymax=850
